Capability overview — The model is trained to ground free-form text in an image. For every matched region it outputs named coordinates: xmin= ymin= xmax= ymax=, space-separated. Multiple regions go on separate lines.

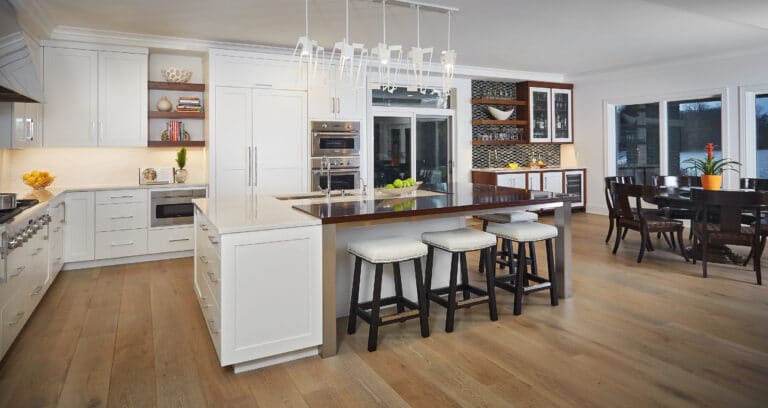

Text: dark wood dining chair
xmin=612 ymin=183 xmax=688 ymax=263
xmin=690 ymin=189 xmax=764 ymax=285
xmin=604 ymin=176 xmax=634 ymax=243
xmin=652 ymin=175 xmax=698 ymax=241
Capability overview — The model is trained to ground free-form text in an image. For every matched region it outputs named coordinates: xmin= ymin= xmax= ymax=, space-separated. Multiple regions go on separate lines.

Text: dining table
xmin=644 ymin=186 xmax=767 ymax=264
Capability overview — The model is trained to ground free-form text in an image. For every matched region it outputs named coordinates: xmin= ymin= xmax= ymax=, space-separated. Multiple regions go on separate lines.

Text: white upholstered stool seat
xmin=476 ymin=211 xmax=538 ymax=224
xmin=486 ymin=222 xmax=558 ymax=242
xmin=421 ymin=228 xmax=497 ymax=252
xmin=347 ymin=237 xmax=428 ymax=264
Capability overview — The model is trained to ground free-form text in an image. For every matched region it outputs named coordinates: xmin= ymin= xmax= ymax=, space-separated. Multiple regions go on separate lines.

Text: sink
xmin=275 ymin=191 xmax=362 ymax=200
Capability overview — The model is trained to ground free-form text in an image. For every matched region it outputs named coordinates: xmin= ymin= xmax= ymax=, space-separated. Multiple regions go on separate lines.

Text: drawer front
xmin=1 ymin=294 xmax=28 ymax=357
xmin=95 ymin=189 xmax=147 ymax=205
xmin=497 ymin=173 xmax=526 ymax=188
xmin=95 ymin=202 xmax=148 ymax=232
xmin=197 ymin=251 xmax=221 ymax=307
xmin=148 ymin=226 xmax=194 ymax=253
xmin=95 ymin=229 xmax=148 ymax=260
xmin=196 ymin=278 xmax=221 ymax=358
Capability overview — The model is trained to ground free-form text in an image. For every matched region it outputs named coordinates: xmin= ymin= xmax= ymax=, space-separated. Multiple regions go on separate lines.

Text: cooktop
xmin=0 ymin=199 xmax=39 ymax=225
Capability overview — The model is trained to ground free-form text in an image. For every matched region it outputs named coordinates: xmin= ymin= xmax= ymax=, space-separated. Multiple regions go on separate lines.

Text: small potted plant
xmin=175 ymin=147 xmax=188 ymax=183
xmin=683 ymin=143 xmax=739 ymax=190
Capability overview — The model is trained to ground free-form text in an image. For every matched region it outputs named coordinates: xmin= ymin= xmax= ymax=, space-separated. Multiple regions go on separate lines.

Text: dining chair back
xmin=740 ymin=178 xmax=768 ymax=191
xmin=604 ymin=176 xmax=636 ymax=243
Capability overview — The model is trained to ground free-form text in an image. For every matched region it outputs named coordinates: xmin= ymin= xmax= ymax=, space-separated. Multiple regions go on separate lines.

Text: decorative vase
xmin=175 ymin=168 xmax=188 ymax=184
xmin=701 ymin=175 xmax=722 ymax=190
xmin=156 ymin=96 xmax=172 ymax=112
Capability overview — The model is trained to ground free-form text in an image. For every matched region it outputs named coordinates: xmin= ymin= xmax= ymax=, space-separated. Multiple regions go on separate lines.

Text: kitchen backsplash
xmin=472 ymin=144 xmax=561 ymax=168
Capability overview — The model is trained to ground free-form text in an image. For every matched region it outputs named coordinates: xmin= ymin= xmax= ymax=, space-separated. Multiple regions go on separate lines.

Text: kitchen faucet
xmin=321 ymin=156 xmax=332 ymax=197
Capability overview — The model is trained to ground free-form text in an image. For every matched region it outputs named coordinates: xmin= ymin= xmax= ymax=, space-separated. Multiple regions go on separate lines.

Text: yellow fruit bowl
xmin=376 ymin=182 xmax=423 ymax=197
xmin=22 ymin=171 xmax=55 ymax=190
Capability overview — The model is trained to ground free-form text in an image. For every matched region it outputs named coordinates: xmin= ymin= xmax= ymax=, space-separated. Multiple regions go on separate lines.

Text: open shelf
xmin=148 ymin=140 xmax=205 ymax=148
xmin=472 ymin=140 xmax=528 ymax=146
xmin=148 ymin=81 xmax=205 ymax=92
xmin=471 ymin=119 xmax=527 ymax=126
xmin=471 ymin=98 xmax=527 ymax=106
xmin=149 ymin=111 xmax=205 ymax=119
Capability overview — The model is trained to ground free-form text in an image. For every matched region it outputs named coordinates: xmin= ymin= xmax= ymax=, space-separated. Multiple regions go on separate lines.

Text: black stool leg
xmin=424 ymin=246 xmax=434 ymax=316
xmin=460 ymin=252 xmax=470 ymax=300
xmin=514 ymin=243 xmax=526 ymax=316
xmin=499 ymin=238 xmax=508 ymax=270
xmin=485 ymin=245 xmax=498 ymax=321
xmin=528 ymin=241 xmax=538 ymax=276
xmin=413 ymin=258 xmax=430 ymax=337
xmin=545 ymin=239 xmax=558 ymax=306
xmin=347 ymin=257 xmax=363 ymax=334
xmin=518 ymin=242 xmax=529 ymax=287
xmin=393 ymin=262 xmax=405 ymax=313
xmin=367 ymin=263 xmax=384 ymax=352
xmin=505 ymin=239 xmax=515 ymax=273
xmin=479 ymin=220 xmax=489 ymax=273
xmin=445 ymin=253 xmax=459 ymax=333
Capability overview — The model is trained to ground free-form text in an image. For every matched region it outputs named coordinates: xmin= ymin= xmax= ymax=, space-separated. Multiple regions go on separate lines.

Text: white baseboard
xmin=586 ymin=204 xmax=609 ymax=215
xmin=233 ymin=347 xmax=319 ymax=374
xmin=62 ymin=250 xmax=193 ymax=270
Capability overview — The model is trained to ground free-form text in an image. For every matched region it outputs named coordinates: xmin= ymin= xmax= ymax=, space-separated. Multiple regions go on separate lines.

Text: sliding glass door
xmin=372 ymin=113 xmax=452 ymax=188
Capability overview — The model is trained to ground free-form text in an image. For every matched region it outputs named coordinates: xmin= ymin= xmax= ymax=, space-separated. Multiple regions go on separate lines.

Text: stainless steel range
xmin=1 ymin=200 xmax=48 ymax=285
xmin=310 ymin=121 xmax=361 ymax=191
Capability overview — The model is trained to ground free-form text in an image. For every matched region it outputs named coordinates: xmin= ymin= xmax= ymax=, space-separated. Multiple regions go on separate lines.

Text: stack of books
xmin=177 ymin=97 xmax=202 ymax=112
xmin=165 ymin=120 xmax=186 ymax=141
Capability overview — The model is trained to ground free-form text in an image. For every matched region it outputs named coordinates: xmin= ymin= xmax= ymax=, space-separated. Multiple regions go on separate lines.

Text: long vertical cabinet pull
xmin=247 ymin=146 xmax=253 ymax=186
xmin=253 ymin=146 xmax=258 ymax=187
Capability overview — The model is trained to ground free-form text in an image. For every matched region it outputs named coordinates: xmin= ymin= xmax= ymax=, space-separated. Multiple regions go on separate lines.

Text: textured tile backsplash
xmin=472 ymin=145 xmax=561 ymax=168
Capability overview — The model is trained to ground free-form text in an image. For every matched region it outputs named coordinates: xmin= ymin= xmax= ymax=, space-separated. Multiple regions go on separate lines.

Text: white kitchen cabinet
xmin=308 ymin=76 xmax=364 ymax=120
xmin=97 ymin=51 xmax=148 ymax=146
xmin=0 ymin=102 xmax=42 ymax=148
xmin=43 ymin=46 xmax=147 ymax=147
xmin=43 ymin=47 xmax=98 ymax=147
xmin=211 ymin=53 xmax=307 ymax=91
xmin=48 ymin=200 xmax=65 ymax=282
xmin=497 ymin=173 xmax=526 ymax=189
xmin=527 ymin=171 xmax=541 ymax=190
xmin=95 ymin=202 xmax=148 ymax=232
xmin=148 ymin=226 xmax=194 ymax=253
xmin=213 ymin=86 xmax=307 ymax=199
xmin=542 ymin=171 xmax=564 ymax=194
xmin=63 ymin=191 xmax=95 ymax=263
xmin=95 ymin=229 xmax=148 ymax=260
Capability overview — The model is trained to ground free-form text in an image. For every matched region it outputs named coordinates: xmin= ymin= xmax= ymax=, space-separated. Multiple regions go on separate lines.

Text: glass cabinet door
xmin=529 ymin=87 xmax=551 ymax=143
xmin=552 ymin=89 xmax=572 ymax=142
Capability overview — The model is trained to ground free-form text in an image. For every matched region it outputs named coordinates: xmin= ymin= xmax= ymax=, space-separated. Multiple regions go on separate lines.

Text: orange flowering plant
xmin=683 ymin=143 xmax=740 ymax=175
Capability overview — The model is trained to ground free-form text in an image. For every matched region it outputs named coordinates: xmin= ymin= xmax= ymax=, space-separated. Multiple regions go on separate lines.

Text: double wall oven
xmin=310 ymin=121 xmax=361 ymax=191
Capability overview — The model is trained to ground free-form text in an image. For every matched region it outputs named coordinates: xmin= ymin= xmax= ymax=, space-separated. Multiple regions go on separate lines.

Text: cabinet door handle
xmin=330 ymin=96 xmax=335 ymax=114
xmin=199 ymin=255 xmax=208 ymax=263
xmin=208 ymin=236 xmax=219 ymax=245
xmin=31 ymin=285 xmax=43 ymax=296
xmin=10 ymin=266 xmax=25 ymax=278
xmin=253 ymin=147 xmax=258 ymax=187
xmin=110 ymin=241 xmax=135 ymax=247
xmin=109 ymin=195 xmax=134 ymax=199
xmin=98 ymin=120 xmax=104 ymax=142
xmin=26 ymin=118 xmax=34 ymax=141
xmin=110 ymin=215 xmax=134 ymax=220
xmin=169 ymin=238 xmax=190 ymax=243
xmin=207 ymin=271 xmax=218 ymax=283
xmin=247 ymin=146 xmax=252 ymax=186
xmin=336 ymin=97 xmax=341 ymax=114
xmin=207 ymin=319 xmax=219 ymax=334
xmin=9 ymin=311 xmax=25 ymax=326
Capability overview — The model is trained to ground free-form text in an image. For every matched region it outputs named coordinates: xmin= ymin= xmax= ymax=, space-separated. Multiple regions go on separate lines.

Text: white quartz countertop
xmin=193 ymin=196 xmax=321 ymax=234
xmin=472 ymin=167 xmax=585 ymax=173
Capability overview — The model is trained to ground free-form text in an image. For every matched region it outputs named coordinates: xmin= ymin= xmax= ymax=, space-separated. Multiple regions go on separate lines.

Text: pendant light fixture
xmin=291 ymin=0 xmax=324 ymax=78
xmin=440 ymin=10 xmax=456 ymax=92
xmin=406 ymin=5 xmax=433 ymax=94
xmin=370 ymin=0 xmax=403 ymax=92
xmin=330 ymin=0 xmax=368 ymax=88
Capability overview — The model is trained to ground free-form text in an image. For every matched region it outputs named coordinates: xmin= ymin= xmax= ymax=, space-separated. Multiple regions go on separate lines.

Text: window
xmin=371 ymin=87 xmax=450 ymax=109
xmin=615 ymin=103 xmax=660 ymax=184
xmin=757 ymin=93 xmax=768 ymax=177
xmin=667 ymin=96 xmax=722 ymax=176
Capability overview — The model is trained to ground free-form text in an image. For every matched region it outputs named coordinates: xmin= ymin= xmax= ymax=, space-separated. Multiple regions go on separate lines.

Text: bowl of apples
xmin=22 ymin=170 xmax=55 ymax=190
xmin=377 ymin=177 xmax=422 ymax=197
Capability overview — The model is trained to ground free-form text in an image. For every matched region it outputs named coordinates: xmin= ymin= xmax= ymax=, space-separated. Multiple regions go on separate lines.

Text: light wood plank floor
xmin=1 ymin=213 xmax=767 ymax=407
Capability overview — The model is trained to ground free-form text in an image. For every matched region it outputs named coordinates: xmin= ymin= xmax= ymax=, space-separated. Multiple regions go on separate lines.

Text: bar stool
xmin=476 ymin=211 xmax=539 ymax=274
xmin=421 ymin=228 xmax=498 ymax=332
xmin=486 ymin=222 xmax=559 ymax=315
xmin=347 ymin=237 xmax=430 ymax=352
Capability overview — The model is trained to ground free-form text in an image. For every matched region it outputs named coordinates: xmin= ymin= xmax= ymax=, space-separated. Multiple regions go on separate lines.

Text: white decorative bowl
xmin=488 ymin=106 xmax=515 ymax=121
xmin=161 ymin=67 xmax=193 ymax=83
xmin=376 ymin=182 xmax=423 ymax=197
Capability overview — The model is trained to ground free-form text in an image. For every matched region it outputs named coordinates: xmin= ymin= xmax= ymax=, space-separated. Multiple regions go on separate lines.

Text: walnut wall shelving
xmin=147 ymin=81 xmax=206 ymax=147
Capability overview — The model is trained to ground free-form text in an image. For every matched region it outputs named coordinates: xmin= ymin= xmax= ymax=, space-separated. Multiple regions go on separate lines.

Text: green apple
xmin=406 ymin=177 xmax=415 ymax=186
xmin=385 ymin=183 xmax=395 ymax=189
xmin=393 ymin=179 xmax=404 ymax=188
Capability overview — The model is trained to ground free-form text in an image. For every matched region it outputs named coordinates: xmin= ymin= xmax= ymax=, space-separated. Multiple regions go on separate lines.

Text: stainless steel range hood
xmin=0 ymin=0 xmax=42 ymax=103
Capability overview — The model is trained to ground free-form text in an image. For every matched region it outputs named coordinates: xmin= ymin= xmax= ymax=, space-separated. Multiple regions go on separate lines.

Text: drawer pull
xmin=32 ymin=248 xmax=44 ymax=255
xmin=53 ymin=227 xmax=61 ymax=232
xmin=207 ymin=319 xmax=219 ymax=334
xmin=208 ymin=236 xmax=219 ymax=245
xmin=168 ymin=238 xmax=190 ymax=243
xmin=207 ymin=271 xmax=219 ymax=283
xmin=200 ymin=224 xmax=209 ymax=231
xmin=110 ymin=241 xmax=135 ymax=247
xmin=199 ymin=255 xmax=208 ymax=264
xmin=31 ymin=285 xmax=43 ymax=296
xmin=9 ymin=311 xmax=25 ymax=326
xmin=10 ymin=266 xmax=25 ymax=278
xmin=109 ymin=194 xmax=134 ymax=199
xmin=110 ymin=215 xmax=134 ymax=220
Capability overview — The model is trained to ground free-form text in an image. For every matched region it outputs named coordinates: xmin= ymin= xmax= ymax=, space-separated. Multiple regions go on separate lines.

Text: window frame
xmin=739 ymin=84 xmax=768 ymax=178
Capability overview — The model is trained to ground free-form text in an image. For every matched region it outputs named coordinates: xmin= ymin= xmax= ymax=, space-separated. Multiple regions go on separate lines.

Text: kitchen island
xmin=193 ymin=183 xmax=577 ymax=372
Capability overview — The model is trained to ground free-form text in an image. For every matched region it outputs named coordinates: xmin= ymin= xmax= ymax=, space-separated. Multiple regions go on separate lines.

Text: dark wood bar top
xmin=291 ymin=183 xmax=579 ymax=224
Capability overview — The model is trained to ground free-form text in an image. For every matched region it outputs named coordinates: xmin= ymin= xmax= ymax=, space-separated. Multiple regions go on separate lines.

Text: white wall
xmin=568 ymin=48 xmax=768 ymax=214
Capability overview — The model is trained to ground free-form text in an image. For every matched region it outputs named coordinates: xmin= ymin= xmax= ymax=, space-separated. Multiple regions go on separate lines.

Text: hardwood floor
xmin=1 ymin=213 xmax=767 ymax=407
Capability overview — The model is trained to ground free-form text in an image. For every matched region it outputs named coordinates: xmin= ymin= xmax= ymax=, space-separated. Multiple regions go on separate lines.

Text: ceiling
xmin=23 ymin=0 xmax=768 ymax=75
